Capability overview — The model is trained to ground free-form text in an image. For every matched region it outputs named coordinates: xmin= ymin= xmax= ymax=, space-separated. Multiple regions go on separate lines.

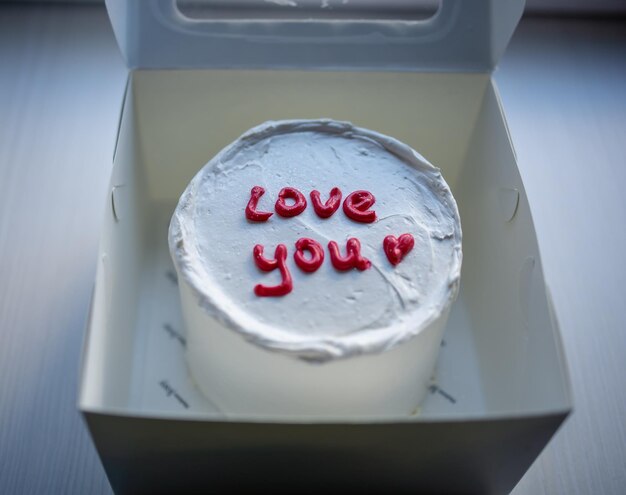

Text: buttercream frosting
xmin=169 ymin=119 xmax=462 ymax=362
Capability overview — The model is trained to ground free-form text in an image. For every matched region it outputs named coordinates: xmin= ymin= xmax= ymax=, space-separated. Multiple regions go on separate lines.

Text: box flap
xmin=105 ymin=0 xmax=524 ymax=71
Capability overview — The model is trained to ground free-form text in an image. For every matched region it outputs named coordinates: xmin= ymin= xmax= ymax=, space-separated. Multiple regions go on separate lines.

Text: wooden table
xmin=0 ymin=5 xmax=624 ymax=494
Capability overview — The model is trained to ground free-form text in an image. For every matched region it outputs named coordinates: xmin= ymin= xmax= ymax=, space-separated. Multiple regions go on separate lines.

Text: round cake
xmin=169 ymin=119 xmax=462 ymax=417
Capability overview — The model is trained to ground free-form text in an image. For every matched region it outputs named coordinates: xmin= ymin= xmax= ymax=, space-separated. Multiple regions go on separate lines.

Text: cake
xmin=169 ymin=119 xmax=462 ymax=417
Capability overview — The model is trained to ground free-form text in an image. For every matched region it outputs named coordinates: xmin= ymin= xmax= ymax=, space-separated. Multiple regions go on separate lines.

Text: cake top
xmin=169 ymin=119 xmax=462 ymax=362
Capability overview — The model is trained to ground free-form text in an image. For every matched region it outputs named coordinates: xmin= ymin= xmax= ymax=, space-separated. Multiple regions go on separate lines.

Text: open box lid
xmin=105 ymin=0 xmax=525 ymax=71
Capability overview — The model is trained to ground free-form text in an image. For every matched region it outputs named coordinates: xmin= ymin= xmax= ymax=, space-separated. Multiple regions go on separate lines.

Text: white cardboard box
xmin=79 ymin=1 xmax=572 ymax=493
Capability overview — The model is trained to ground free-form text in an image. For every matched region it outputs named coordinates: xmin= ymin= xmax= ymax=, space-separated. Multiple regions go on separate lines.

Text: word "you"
xmin=253 ymin=234 xmax=415 ymax=297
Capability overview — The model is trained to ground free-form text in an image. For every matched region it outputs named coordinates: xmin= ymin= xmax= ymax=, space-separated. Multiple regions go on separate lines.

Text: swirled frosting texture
xmin=169 ymin=120 xmax=462 ymax=362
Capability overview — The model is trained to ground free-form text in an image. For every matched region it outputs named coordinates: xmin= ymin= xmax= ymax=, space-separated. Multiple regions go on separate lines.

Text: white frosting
xmin=169 ymin=119 xmax=462 ymax=362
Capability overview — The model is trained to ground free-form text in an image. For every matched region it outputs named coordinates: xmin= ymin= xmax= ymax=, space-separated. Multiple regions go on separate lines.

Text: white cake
xmin=169 ymin=119 xmax=462 ymax=417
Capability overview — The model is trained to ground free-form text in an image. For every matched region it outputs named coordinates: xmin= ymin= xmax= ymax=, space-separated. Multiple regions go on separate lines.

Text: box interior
xmin=79 ymin=69 xmax=571 ymax=421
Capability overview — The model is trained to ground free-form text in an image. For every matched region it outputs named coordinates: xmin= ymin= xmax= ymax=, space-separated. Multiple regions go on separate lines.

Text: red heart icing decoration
xmin=383 ymin=234 xmax=415 ymax=266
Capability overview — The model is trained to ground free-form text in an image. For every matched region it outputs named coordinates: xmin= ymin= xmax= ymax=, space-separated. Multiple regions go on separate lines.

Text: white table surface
xmin=0 ymin=5 xmax=624 ymax=494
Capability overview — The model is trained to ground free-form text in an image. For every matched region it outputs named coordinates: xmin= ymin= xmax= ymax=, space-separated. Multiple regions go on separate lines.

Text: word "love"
xmin=253 ymin=235 xmax=415 ymax=297
xmin=245 ymin=186 xmax=376 ymax=223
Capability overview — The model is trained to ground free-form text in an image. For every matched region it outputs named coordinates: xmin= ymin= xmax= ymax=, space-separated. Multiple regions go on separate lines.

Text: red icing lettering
xmin=343 ymin=190 xmax=376 ymax=223
xmin=253 ymin=244 xmax=293 ymax=297
xmin=275 ymin=187 xmax=307 ymax=218
xmin=310 ymin=187 xmax=342 ymax=219
xmin=245 ymin=186 xmax=273 ymax=222
xmin=294 ymin=238 xmax=324 ymax=273
xmin=328 ymin=238 xmax=371 ymax=271
xmin=383 ymin=234 xmax=415 ymax=266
